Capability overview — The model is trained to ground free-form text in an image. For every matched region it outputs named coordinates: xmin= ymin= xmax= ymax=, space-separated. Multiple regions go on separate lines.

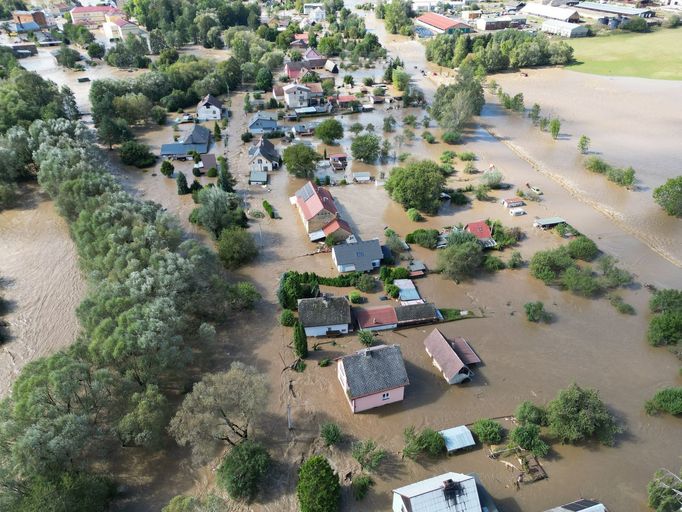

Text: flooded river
xmin=1 ymin=13 xmax=681 ymax=512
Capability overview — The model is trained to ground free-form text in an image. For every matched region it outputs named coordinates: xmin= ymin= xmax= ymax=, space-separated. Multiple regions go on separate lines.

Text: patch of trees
xmin=426 ymin=29 xmax=574 ymax=73
xmin=405 ymin=228 xmax=439 ymax=249
xmin=55 ymin=45 xmax=82 ymax=69
xmin=648 ymin=467 xmax=682 ymax=512
xmin=105 ymin=34 xmax=152 ymax=69
xmin=351 ymin=133 xmax=380 ymax=163
xmin=297 ymin=455 xmax=341 ymax=512
xmin=402 ymin=426 xmax=446 ymax=459
xmin=62 ymin=22 xmax=95 ymax=46
xmin=385 ymin=160 xmax=446 ymax=214
xmin=315 ymin=118 xmax=344 ymax=144
xmin=647 ymin=289 xmax=682 ymax=352
xmin=0 ymin=0 xmax=26 ymax=19
xmin=189 ymin=187 xmax=247 ymax=238
xmin=653 ymin=176 xmax=682 ymax=217
xmin=283 ymin=143 xmax=320 ymax=178
xmin=376 ymin=0 xmax=414 ymax=35
xmin=277 ymin=271 xmax=365 ymax=309
xmin=430 ymin=65 xmax=484 ymax=137
xmin=0 ymin=119 xmax=259 ymax=510
xmin=584 ymin=156 xmax=636 ymax=188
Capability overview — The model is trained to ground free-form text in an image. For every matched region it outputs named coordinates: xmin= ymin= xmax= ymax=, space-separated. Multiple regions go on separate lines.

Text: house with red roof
xmin=291 ymin=181 xmax=353 ymax=242
xmin=465 ymin=220 xmax=497 ymax=248
xmin=355 ymin=306 xmax=399 ymax=331
xmin=415 ymin=12 xmax=472 ymax=34
xmin=290 ymin=33 xmax=309 ymax=49
xmin=70 ymin=5 xmax=122 ymax=27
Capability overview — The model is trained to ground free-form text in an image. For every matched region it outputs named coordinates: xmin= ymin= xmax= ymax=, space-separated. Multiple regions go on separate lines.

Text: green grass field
xmin=568 ymin=29 xmax=682 ymax=80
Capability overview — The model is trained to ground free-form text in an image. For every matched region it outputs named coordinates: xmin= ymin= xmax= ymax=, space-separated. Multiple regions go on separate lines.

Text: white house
xmin=303 ymin=3 xmax=324 ymax=14
xmin=196 ymin=94 xmax=223 ymax=121
xmin=297 ymin=296 xmax=351 ymax=337
xmin=308 ymin=6 xmax=326 ymax=22
xmin=282 ymin=83 xmax=312 ymax=109
xmin=248 ymin=138 xmax=280 ymax=172
xmin=392 ymin=473 xmax=484 ymax=512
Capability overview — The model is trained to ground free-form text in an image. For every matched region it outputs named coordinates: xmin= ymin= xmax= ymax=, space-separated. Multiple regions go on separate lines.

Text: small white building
xmin=102 ymin=16 xmax=146 ymax=41
xmin=544 ymin=499 xmax=607 ymax=512
xmin=521 ymin=2 xmax=580 ymax=21
xmin=196 ymin=94 xmax=223 ymax=121
xmin=308 ymin=6 xmax=326 ymax=22
xmin=541 ymin=19 xmax=589 ymax=37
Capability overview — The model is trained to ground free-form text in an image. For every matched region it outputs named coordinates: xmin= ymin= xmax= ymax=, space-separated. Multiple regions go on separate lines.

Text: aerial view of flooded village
xmin=0 ymin=0 xmax=681 ymax=510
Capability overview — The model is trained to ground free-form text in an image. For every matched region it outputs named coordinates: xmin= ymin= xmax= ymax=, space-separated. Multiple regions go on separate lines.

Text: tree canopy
xmin=283 ymin=143 xmax=320 ymax=179
xmin=430 ymin=65 xmax=484 ymax=132
xmin=314 ymin=118 xmax=344 ymax=145
xmin=384 ymin=160 xmax=445 ymax=214
xmin=296 ymin=455 xmax=341 ymax=512
xmin=653 ymin=176 xmax=682 ymax=217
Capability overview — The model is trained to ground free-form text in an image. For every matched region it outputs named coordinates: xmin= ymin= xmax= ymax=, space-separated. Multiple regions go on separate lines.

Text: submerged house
xmin=423 ymin=328 xmax=481 ymax=384
xmin=337 ymin=344 xmax=409 ymax=413
xmin=291 ymin=181 xmax=353 ymax=242
xmin=248 ymin=112 xmax=279 ymax=134
xmin=392 ymin=472 xmax=486 ymax=512
xmin=394 ymin=303 xmax=440 ymax=328
xmin=298 ymin=296 xmax=351 ymax=337
xmin=160 ymin=124 xmax=210 ymax=158
xmin=355 ymin=306 xmax=399 ymax=332
xmin=248 ymin=138 xmax=280 ymax=172
xmin=544 ymin=500 xmax=607 ymax=512
xmin=465 ymin=220 xmax=497 ymax=249
xmin=196 ymin=94 xmax=223 ymax=120
xmin=332 ymin=239 xmax=383 ymax=273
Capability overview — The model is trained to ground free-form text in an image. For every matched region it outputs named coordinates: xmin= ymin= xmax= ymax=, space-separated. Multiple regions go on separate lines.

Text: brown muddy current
xmin=0 ymin=14 xmax=681 ymax=512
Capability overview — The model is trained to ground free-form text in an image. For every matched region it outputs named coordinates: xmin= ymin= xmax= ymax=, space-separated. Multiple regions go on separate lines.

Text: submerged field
xmin=568 ymin=29 xmax=682 ymax=80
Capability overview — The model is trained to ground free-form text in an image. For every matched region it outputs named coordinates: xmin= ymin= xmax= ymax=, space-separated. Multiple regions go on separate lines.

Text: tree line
xmin=0 ymin=118 xmax=260 ymax=511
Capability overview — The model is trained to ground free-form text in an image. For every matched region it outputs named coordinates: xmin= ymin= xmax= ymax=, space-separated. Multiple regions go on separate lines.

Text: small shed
xmin=502 ymin=197 xmax=525 ymax=208
xmin=394 ymin=279 xmax=422 ymax=303
xmin=424 ymin=328 xmax=481 ymax=384
xmin=408 ymin=260 xmax=426 ymax=277
xmin=439 ymin=425 xmax=476 ymax=454
xmin=352 ymin=172 xmax=371 ymax=183
xmin=249 ymin=170 xmax=268 ymax=185
xmin=355 ymin=306 xmax=399 ymax=331
xmin=533 ymin=216 xmax=566 ymax=229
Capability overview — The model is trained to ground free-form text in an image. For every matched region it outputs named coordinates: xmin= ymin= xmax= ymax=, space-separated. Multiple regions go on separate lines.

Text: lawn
xmin=568 ymin=29 xmax=682 ymax=80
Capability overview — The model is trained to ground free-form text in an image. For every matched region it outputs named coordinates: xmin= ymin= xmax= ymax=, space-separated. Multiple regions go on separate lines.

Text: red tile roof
xmin=337 ymin=95 xmax=356 ymax=103
xmin=355 ymin=306 xmax=398 ymax=329
xmin=465 ymin=220 xmax=492 ymax=240
xmin=72 ymin=5 xmax=121 ymax=13
xmin=296 ymin=182 xmax=338 ymax=221
xmin=322 ymin=218 xmax=352 ymax=236
xmin=294 ymin=33 xmax=309 ymax=41
xmin=416 ymin=12 xmax=459 ymax=31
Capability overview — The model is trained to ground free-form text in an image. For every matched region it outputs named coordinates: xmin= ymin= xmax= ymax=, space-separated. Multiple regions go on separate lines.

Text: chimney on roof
xmin=442 ymin=479 xmax=463 ymax=504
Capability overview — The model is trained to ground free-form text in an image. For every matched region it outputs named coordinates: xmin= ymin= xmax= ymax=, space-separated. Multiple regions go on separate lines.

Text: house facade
xmin=283 ymin=83 xmax=312 ymax=109
xmin=337 ymin=345 xmax=409 ymax=413
xmin=196 ymin=94 xmax=223 ymax=120
xmin=298 ymin=296 xmax=351 ymax=336
xmin=248 ymin=138 xmax=280 ymax=172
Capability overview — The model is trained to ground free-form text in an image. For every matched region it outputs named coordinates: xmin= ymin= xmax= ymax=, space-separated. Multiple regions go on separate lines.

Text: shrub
xmin=524 ymin=301 xmax=551 ymax=323
xmin=608 ymin=294 xmax=635 ymax=315
xmin=647 ymin=311 xmax=682 ymax=347
xmin=280 ymin=309 xmax=296 ymax=327
xmin=217 ymin=227 xmax=258 ymax=270
xmin=349 ymin=291 xmax=363 ymax=304
xmin=352 ymin=475 xmax=374 ymax=501
xmin=516 ymin=401 xmax=548 ymax=426
xmin=530 ymin=247 xmax=574 ymax=284
xmin=119 ymin=141 xmax=156 ymax=168
xmin=319 ymin=358 xmax=331 ymax=367
xmin=160 ymin=160 xmax=174 ymax=177
xmin=405 ymin=228 xmax=439 ymax=249
xmin=358 ymin=330 xmax=375 ymax=347
xmin=422 ymin=131 xmax=436 ymax=143
xmin=206 ymin=167 xmax=218 ymax=177
xmin=407 ymin=208 xmax=424 ymax=221
xmin=352 ymin=440 xmax=386 ymax=472
xmin=356 ymin=274 xmax=376 ymax=293
xmin=621 ymin=16 xmax=649 ymax=32
xmin=442 ymin=130 xmax=461 ymax=144
xmin=471 ymin=419 xmax=503 ymax=445
xmin=241 ymin=132 xmax=254 ymax=143
xmin=510 ymin=424 xmax=549 ymax=457
xmin=664 ymin=14 xmax=680 ymax=28
xmin=176 ymin=172 xmax=189 ymax=195
xmin=645 ymin=388 xmax=682 ymax=416
xmin=653 ymin=176 xmax=682 ymax=217
xmin=192 ymin=167 xmax=201 ymax=177
xmin=320 ymin=422 xmax=343 ymax=446
xmin=483 ymin=255 xmax=506 ymax=272
xmin=567 ymin=236 xmax=599 ymax=261
xmin=649 ymin=289 xmax=682 ymax=314
xmin=585 ymin=156 xmax=610 ymax=174
xmin=297 ymin=456 xmax=341 ymax=512
xmin=293 ymin=321 xmax=308 ymax=358
xmin=561 ymin=266 xmax=602 ymax=297
xmin=216 ymin=441 xmax=271 ymax=501
xmin=508 ymin=251 xmax=523 ymax=269
xmin=463 ymin=162 xmax=477 ymax=174
xmin=459 ymin=151 xmax=476 ymax=161
xmin=263 ymin=200 xmax=275 ymax=219
xmin=402 ymin=426 xmax=446 ymax=459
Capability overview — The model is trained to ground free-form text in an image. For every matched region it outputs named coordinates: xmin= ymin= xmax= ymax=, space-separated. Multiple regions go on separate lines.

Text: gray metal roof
xmin=332 ymin=239 xmax=383 ymax=272
xmin=439 ymin=425 xmax=476 ymax=452
xmin=160 ymin=143 xmax=209 ymax=156
xmin=341 ymin=344 xmax=409 ymax=398
xmin=249 ymin=171 xmax=268 ymax=183
xmin=298 ymin=296 xmax=351 ymax=327
xmin=577 ymin=1 xmax=652 ymax=15
xmin=534 ymin=216 xmax=566 ymax=226
xmin=183 ymin=124 xmax=210 ymax=145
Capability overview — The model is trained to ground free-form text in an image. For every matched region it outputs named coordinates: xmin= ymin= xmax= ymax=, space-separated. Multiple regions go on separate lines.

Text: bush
xmin=459 ymin=151 xmax=476 ymax=161
xmin=608 ymin=294 xmax=635 ymax=315
xmin=422 ymin=131 xmax=436 ymax=143
xmin=294 ymin=321 xmax=308 ymax=358
xmin=463 ymin=162 xmax=477 ymax=174
xmin=510 ymin=424 xmax=549 ymax=457
xmin=358 ymin=330 xmax=375 ymax=347
xmin=352 ymin=475 xmax=374 ymax=501
xmin=160 ymin=160 xmax=174 ymax=177
xmin=319 ymin=358 xmax=331 ymax=367
xmin=508 ymin=251 xmax=523 ymax=269
xmin=407 ymin=208 xmax=424 ymax=221
xmin=546 ymin=383 xmax=621 ymax=446
xmin=206 ymin=167 xmax=218 ymax=177
xmin=621 ymin=16 xmax=649 ymax=32
xmin=561 ymin=266 xmax=602 ymax=297
xmin=471 ymin=418 xmax=503 ymax=445
xmin=483 ymin=255 xmax=506 ymax=272
xmin=320 ymin=422 xmax=343 ymax=446
xmin=653 ymin=176 xmax=682 ymax=217
xmin=280 ymin=309 xmax=296 ymax=327
xmin=442 ymin=130 xmax=461 ymax=144
xmin=405 ymin=228 xmax=439 ymax=249
xmin=352 ymin=440 xmax=386 ymax=472
xmin=119 ymin=141 xmax=156 ymax=168
xmin=645 ymin=388 xmax=682 ymax=416
xmin=349 ymin=291 xmax=363 ymax=304
xmin=647 ymin=311 xmax=682 ymax=347
xmin=567 ymin=236 xmax=599 ymax=261
xmin=241 ymin=132 xmax=254 ymax=143
xmin=650 ymin=289 xmax=682 ymax=314
xmin=385 ymin=283 xmax=400 ymax=298
xmin=516 ymin=401 xmax=548 ymax=426
xmin=356 ymin=274 xmax=376 ymax=293
xmin=263 ymin=200 xmax=275 ymax=219
xmin=524 ymin=301 xmax=551 ymax=323
xmin=402 ymin=426 xmax=446 ymax=459
xmin=216 ymin=441 xmax=271 ymax=501
xmin=530 ymin=247 xmax=575 ymax=284
xmin=151 ymin=105 xmax=167 ymax=125
xmin=217 ymin=227 xmax=258 ymax=270
xmin=665 ymin=14 xmax=680 ymax=28
xmin=297 ymin=456 xmax=341 ymax=512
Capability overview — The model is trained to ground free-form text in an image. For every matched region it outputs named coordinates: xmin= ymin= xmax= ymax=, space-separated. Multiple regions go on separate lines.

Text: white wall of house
xmin=304 ymin=323 xmax=349 ymax=337
xmin=364 ymin=323 xmax=398 ymax=332
xmin=197 ymin=105 xmax=221 ymax=120
xmin=250 ymin=157 xmax=274 ymax=172
xmin=284 ymin=88 xmax=310 ymax=109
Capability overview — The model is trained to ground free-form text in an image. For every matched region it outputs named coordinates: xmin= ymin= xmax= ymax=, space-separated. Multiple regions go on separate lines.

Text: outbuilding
xmin=415 ymin=12 xmax=473 ymax=34
xmin=248 ymin=170 xmax=268 ymax=185
xmin=332 ymin=239 xmax=383 ymax=272
xmin=354 ymin=306 xmax=399 ymax=332
xmin=520 ymin=2 xmax=580 ymax=21
xmin=542 ymin=19 xmax=589 ymax=37
xmin=423 ymin=328 xmax=481 ymax=384
xmin=577 ymin=1 xmax=654 ymax=17
xmin=298 ymin=296 xmax=351 ymax=337
xmin=439 ymin=425 xmax=476 ymax=454
xmin=502 ymin=197 xmax=525 ymax=208
xmin=533 ymin=216 xmax=566 ymax=229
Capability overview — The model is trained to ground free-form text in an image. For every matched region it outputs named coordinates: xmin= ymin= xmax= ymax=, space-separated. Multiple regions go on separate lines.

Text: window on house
xmin=381 ymin=392 xmax=390 ymax=400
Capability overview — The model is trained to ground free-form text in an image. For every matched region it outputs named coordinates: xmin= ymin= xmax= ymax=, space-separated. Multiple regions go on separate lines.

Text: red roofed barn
xmin=415 ymin=12 xmax=472 ymax=34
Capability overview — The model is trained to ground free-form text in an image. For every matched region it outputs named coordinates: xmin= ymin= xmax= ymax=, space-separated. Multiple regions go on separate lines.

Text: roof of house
xmin=416 ymin=12 xmax=460 ymax=30
xmin=199 ymin=94 xmax=223 ymax=109
xmin=71 ymin=5 xmax=121 ymax=13
xmin=465 ymin=221 xmax=493 ymax=240
xmin=393 ymin=472 xmax=482 ymax=512
xmin=295 ymin=181 xmax=338 ymax=220
xmin=503 ymin=197 xmax=524 ymax=205
xmin=249 ymin=112 xmax=278 ymax=127
xmin=303 ymin=47 xmax=324 ymax=60
xmin=332 ymin=239 xmax=383 ymax=272
xmin=249 ymin=170 xmax=268 ymax=183
xmin=439 ymin=425 xmax=476 ymax=452
xmin=183 ymin=124 xmax=210 ymax=145
xmin=322 ymin=218 xmax=352 ymax=236
xmin=283 ymin=82 xmax=311 ymax=93
xmin=341 ymin=344 xmax=409 ymax=399
xmin=294 ymin=33 xmax=309 ymax=40
xmin=10 ymin=20 xmax=40 ymax=31
xmin=395 ymin=303 xmax=439 ymax=323
xmin=355 ymin=306 xmax=399 ymax=329
xmin=248 ymin=138 xmax=279 ymax=162
xmin=424 ymin=328 xmax=476 ymax=380
xmin=306 ymin=82 xmax=323 ymax=94
xmin=534 ymin=216 xmax=566 ymax=226
xmin=160 ymin=142 xmax=207 ymax=156
xmin=544 ymin=500 xmax=606 ymax=512
xmin=200 ymin=153 xmax=217 ymax=169
xmin=109 ymin=17 xmax=134 ymax=27
xmin=408 ymin=260 xmax=426 ymax=272
xmin=298 ymin=296 xmax=351 ymax=327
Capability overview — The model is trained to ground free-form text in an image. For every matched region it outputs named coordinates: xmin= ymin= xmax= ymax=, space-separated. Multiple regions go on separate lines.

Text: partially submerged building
xmin=291 ymin=181 xmax=353 ymax=242
xmin=423 ymin=328 xmax=481 ymax=384
xmin=395 ymin=303 xmax=440 ymax=328
xmin=415 ymin=12 xmax=473 ymax=34
xmin=332 ymin=239 xmax=383 ymax=272
xmin=439 ymin=425 xmax=476 ymax=454
xmin=196 ymin=94 xmax=223 ymax=120
xmin=544 ymin=499 xmax=608 ymax=512
xmin=355 ymin=306 xmax=399 ymax=332
xmin=160 ymin=124 xmax=210 ymax=158
xmin=298 ymin=296 xmax=351 ymax=337
xmin=337 ymin=344 xmax=409 ymax=413
xmin=465 ymin=220 xmax=497 ymax=249
xmin=248 ymin=138 xmax=280 ymax=172
xmin=392 ymin=472 xmax=486 ymax=512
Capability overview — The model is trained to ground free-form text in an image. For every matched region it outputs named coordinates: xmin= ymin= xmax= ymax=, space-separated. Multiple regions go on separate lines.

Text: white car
xmin=509 ymin=207 xmax=526 ymax=216
xmin=530 ymin=186 xmax=543 ymax=195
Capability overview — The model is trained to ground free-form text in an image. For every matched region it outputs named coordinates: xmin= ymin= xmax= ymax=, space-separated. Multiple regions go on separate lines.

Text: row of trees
xmin=0 ymin=119 xmax=260 ymax=510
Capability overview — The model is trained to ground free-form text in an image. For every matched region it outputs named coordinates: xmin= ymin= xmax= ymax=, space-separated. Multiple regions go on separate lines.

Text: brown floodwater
xmin=2 ymin=18 xmax=681 ymax=512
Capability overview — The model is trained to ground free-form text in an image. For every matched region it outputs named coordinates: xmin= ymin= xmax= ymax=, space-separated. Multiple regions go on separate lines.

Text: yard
xmin=568 ymin=29 xmax=682 ymax=80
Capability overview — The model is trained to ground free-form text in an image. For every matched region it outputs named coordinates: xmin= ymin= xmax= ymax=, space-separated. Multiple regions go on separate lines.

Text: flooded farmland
xmin=1 ymin=13 xmax=681 ymax=512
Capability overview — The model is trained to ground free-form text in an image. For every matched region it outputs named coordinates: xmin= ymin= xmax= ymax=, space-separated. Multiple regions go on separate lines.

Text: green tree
xmin=438 ymin=241 xmax=483 ymax=281
xmin=213 ymin=122 xmax=222 ymax=140
xmin=471 ymin=418 xmax=503 ymax=444
xmin=549 ymin=118 xmax=561 ymax=139
xmin=350 ymin=134 xmax=380 ymax=163
xmin=577 ymin=135 xmax=590 ymax=154
xmin=383 ymin=0 xmax=414 ymax=34
xmin=217 ymin=441 xmax=271 ymax=501
xmin=515 ymin=401 xmax=548 ymax=426
xmin=567 ymin=236 xmax=599 ymax=261
xmin=529 ymin=103 xmax=541 ymax=124
xmin=320 ymin=422 xmax=342 ymax=446
xmin=352 ymin=439 xmax=386 ymax=472
xmin=293 ymin=321 xmax=308 ymax=358
xmin=255 ymin=67 xmax=273 ymax=91
xmin=524 ymin=301 xmax=551 ymax=323
xmin=176 ymin=171 xmax=189 ymax=195
xmin=645 ymin=388 xmax=682 ymax=416
xmin=151 ymin=105 xmax=167 ymax=125
xmin=647 ymin=311 xmax=682 ymax=346
xmin=509 ymin=424 xmax=549 ymax=457
xmin=356 ymin=274 xmax=376 ymax=293
xmin=546 ymin=383 xmax=621 ymax=446
xmin=97 ymin=117 xmax=132 ymax=149
xmin=217 ymin=162 xmax=237 ymax=192
xmin=649 ymin=289 xmax=682 ymax=314
xmin=358 ymin=329 xmax=375 ymax=347
xmin=113 ymin=93 xmax=153 ymax=124
xmin=119 ymin=140 xmax=155 ymax=167
xmin=55 ymin=45 xmax=81 ymax=69
xmin=190 ymin=188 xmax=246 ymax=238
xmin=87 ymin=42 xmax=105 ymax=59
xmin=383 ymin=115 xmax=396 ymax=132
xmin=283 ymin=143 xmax=320 ymax=179
xmin=349 ymin=122 xmax=364 ymax=136
xmin=169 ymin=363 xmax=268 ymax=463
xmin=297 ymin=455 xmax=341 ymax=512
xmin=280 ymin=309 xmax=296 ymax=327
xmin=430 ymin=67 xmax=484 ymax=132
xmin=217 ymin=227 xmax=258 ymax=269
xmin=115 ymin=384 xmax=169 ymax=448
xmin=653 ymin=176 xmax=682 ymax=217
xmin=529 ymin=247 xmax=574 ymax=284
xmin=391 ymin=68 xmax=410 ymax=91
xmin=384 ymin=159 xmax=445 ymax=213
xmin=647 ymin=468 xmax=682 ymax=512
xmin=402 ymin=426 xmax=446 ymax=459
xmin=315 ymin=118 xmax=344 ymax=144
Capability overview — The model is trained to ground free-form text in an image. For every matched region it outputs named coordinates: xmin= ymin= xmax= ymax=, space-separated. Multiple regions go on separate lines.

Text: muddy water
xmin=0 ymin=187 xmax=85 ymax=397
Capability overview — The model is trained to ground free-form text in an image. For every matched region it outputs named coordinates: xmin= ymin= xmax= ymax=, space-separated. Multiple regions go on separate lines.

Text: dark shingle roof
xmin=183 ymin=124 xmax=210 ymax=145
xmin=199 ymin=94 xmax=223 ymax=109
xmin=395 ymin=303 xmax=439 ymax=323
xmin=341 ymin=345 xmax=409 ymax=398
xmin=332 ymin=239 xmax=383 ymax=272
xmin=298 ymin=296 xmax=351 ymax=327
xmin=248 ymin=138 xmax=279 ymax=162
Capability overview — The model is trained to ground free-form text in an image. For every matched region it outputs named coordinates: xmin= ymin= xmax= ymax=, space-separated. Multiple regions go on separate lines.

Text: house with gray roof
xmin=297 ymin=296 xmax=351 ymax=337
xmin=196 ymin=94 xmax=223 ymax=120
xmin=160 ymin=124 xmax=211 ymax=158
xmin=248 ymin=138 xmax=280 ymax=172
xmin=394 ymin=303 xmax=440 ymax=327
xmin=331 ymin=239 xmax=383 ymax=273
xmin=248 ymin=112 xmax=279 ymax=134
xmin=337 ymin=344 xmax=409 ymax=413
